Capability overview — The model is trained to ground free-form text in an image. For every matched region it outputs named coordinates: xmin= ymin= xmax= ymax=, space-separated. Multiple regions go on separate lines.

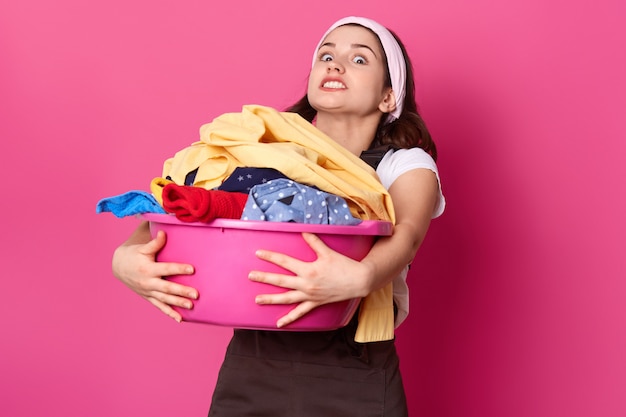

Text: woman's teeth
xmin=323 ymin=81 xmax=346 ymax=89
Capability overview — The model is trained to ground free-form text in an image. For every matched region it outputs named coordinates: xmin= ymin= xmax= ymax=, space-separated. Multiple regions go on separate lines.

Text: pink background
xmin=1 ymin=0 xmax=624 ymax=416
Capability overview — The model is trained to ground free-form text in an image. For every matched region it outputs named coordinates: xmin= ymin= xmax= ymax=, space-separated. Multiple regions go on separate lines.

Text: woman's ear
xmin=378 ymin=89 xmax=397 ymax=114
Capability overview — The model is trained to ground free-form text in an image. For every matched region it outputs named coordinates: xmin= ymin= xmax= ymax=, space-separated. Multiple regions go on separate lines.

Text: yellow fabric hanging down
xmin=153 ymin=105 xmax=397 ymax=342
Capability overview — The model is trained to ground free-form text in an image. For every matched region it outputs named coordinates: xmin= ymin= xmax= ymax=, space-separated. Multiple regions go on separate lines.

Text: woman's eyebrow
xmin=352 ymin=43 xmax=377 ymax=58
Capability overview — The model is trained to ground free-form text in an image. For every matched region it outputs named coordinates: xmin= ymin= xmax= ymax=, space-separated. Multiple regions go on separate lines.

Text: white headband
xmin=312 ymin=16 xmax=406 ymax=123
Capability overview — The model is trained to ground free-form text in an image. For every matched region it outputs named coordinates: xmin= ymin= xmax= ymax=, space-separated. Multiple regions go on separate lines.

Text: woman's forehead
xmin=321 ymin=25 xmax=382 ymax=51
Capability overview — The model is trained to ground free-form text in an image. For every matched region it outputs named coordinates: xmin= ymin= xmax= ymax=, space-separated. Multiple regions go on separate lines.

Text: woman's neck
xmin=314 ymin=112 xmax=380 ymax=156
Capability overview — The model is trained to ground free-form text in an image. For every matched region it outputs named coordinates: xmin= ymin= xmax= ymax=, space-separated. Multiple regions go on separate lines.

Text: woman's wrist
xmin=357 ymin=259 xmax=378 ymax=297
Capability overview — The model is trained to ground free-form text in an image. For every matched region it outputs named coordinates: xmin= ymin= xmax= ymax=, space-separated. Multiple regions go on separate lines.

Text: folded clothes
xmin=96 ymin=190 xmax=166 ymax=218
xmin=162 ymin=183 xmax=247 ymax=223
xmin=241 ymin=178 xmax=361 ymax=225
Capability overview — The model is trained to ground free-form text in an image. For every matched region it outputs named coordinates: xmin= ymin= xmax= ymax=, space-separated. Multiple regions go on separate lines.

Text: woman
xmin=113 ymin=16 xmax=445 ymax=416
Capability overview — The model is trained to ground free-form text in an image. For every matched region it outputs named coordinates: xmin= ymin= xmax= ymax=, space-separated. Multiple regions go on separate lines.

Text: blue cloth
xmin=218 ymin=167 xmax=286 ymax=193
xmin=241 ymin=179 xmax=361 ymax=225
xmin=96 ymin=190 xmax=166 ymax=218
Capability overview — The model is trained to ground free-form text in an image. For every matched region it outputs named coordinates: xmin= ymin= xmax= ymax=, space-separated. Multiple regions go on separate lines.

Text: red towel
xmin=162 ymin=184 xmax=248 ymax=222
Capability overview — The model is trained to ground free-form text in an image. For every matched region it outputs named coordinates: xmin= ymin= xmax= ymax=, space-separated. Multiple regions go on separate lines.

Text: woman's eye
xmin=321 ymin=53 xmax=333 ymax=62
xmin=353 ymin=55 xmax=367 ymax=64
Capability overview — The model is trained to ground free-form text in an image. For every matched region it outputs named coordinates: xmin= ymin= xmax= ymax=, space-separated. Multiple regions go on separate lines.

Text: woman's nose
xmin=326 ymin=60 xmax=344 ymax=73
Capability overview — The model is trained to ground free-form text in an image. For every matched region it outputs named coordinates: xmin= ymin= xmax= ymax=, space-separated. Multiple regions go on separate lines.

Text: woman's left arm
xmin=250 ymin=168 xmax=440 ymax=328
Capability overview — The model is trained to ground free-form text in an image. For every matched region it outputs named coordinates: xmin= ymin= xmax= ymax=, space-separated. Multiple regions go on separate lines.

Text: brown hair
xmin=285 ymin=26 xmax=437 ymax=161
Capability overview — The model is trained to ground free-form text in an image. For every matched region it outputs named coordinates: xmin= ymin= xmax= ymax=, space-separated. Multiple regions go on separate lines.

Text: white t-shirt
xmin=375 ymin=148 xmax=446 ymax=327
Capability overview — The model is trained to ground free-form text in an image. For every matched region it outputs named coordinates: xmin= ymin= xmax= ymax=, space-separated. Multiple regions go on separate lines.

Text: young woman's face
xmin=308 ymin=25 xmax=390 ymax=119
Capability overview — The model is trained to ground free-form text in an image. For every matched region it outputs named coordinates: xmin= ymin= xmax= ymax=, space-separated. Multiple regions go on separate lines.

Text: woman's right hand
xmin=112 ymin=222 xmax=198 ymax=322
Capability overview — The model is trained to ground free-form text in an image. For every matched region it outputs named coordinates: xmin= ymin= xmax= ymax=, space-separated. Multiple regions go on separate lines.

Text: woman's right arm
xmin=112 ymin=221 xmax=198 ymax=322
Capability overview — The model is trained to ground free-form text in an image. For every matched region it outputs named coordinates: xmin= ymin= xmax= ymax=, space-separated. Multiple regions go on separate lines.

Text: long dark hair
xmin=285 ymin=26 xmax=437 ymax=162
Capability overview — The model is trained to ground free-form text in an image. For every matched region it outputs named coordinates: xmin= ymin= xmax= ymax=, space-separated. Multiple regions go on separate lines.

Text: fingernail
xmin=185 ymin=266 xmax=194 ymax=274
xmin=248 ymin=272 xmax=257 ymax=280
xmin=189 ymin=291 xmax=198 ymax=299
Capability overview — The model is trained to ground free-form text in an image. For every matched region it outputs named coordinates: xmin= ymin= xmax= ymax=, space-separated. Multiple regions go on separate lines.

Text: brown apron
xmin=208 ymin=311 xmax=408 ymax=417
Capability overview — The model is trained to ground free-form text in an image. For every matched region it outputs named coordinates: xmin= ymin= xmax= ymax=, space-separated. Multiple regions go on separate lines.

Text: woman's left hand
xmin=248 ymin=232 xmax=372 ymax=328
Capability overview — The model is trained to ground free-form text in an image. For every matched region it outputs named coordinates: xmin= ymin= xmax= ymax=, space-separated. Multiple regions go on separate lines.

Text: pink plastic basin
xmin=141 ymin=213 xmax=392 ymax=331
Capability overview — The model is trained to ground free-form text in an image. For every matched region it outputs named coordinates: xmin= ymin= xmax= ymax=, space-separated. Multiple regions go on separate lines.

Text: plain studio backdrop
xmin=1 ymin=1 xmax=624 ymax=416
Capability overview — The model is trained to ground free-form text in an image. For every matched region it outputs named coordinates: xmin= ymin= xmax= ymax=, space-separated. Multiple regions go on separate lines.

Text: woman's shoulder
xmin=377 ymin=147 xmax=445 ymax=218
xmin=379 ymin=147 xmax=438 ymax=173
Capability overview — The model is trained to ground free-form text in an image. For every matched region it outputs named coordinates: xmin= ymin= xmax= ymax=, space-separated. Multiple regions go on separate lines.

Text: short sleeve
xmin=376 ymin=148 xmax=446 ymax=218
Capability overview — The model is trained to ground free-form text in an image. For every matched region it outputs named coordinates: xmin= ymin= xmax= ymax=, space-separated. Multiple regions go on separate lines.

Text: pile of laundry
xmin=96 ymin=105 xmax=395 ymax=226
xmin=96 ymin=105 xmax=399 ymax=342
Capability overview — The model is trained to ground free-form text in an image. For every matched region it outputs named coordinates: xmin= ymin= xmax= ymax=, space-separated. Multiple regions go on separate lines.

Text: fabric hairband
xmin=312 ymin=16 xmax=407 ymax=123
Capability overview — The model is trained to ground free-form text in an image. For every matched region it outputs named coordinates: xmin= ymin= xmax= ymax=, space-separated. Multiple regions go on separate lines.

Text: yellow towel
xmin=155 ymin=105 xmax=396 ymax=342
xmin=354 ymin=283 xmax=395 ymax=343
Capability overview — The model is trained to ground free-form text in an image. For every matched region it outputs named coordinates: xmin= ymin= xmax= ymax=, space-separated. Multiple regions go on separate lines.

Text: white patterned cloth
xmin=241 ymin=179 xmax=361 ymax=225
